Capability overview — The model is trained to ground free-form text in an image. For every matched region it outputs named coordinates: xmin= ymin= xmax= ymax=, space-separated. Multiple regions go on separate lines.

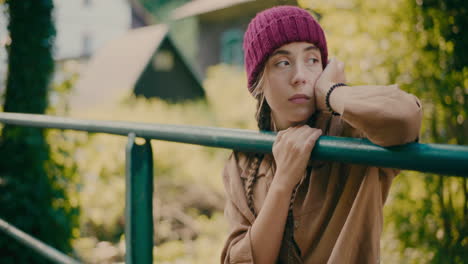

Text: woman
xmin=221 ymin=6 xmax=422 ymax=264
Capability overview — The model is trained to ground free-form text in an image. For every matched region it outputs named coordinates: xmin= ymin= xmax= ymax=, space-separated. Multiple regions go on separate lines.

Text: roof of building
xmin=171 ymin=0 xmax=254 ymax=20
xmin=171 ymin=0 xmax=297 ymax=21
xmin=69 ymin=24 xmax=202 ymax=112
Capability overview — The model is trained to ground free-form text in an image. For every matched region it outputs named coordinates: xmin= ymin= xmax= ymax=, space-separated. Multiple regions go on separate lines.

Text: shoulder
xmin=224 ymin=151 xmax=250 ymax=175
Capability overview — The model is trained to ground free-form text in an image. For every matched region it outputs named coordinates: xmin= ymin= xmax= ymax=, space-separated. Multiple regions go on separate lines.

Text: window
xmin=83 ymin=0 xmax=92 ymax=7
xmin=82 ymin=32 xmax=92 ymax=57
xmin=221 ymin=29 xmax=243 ymax=66
xmin=152 ymin=50 xmax=174 ymax=71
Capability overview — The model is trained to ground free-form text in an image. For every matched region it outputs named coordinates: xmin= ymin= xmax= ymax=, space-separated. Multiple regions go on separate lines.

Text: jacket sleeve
xmin=341 ymin=84 xmax=423 ymax=147
xmin=221 ymin=152 xmax=256 ymax=264
xmin=221 ymin=200 xmax=255 ymax=263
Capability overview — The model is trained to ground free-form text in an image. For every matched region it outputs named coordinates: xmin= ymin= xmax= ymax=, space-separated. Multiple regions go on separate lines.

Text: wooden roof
xmin=70 ymin=24 xmax=202 ymax=112
xmin=171 ymin=0 xmax=298 ymax=21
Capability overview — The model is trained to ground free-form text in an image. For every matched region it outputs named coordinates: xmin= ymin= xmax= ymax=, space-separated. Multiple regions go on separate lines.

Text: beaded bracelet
xmin=325 ymin=83 xmax=347 ymax=116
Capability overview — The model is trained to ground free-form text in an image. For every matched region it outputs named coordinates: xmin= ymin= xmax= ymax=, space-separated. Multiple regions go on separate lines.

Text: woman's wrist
xmin=271 ymin=170 xmax=298 ymax=194
xmin=328 ymin=84 xmax=348 ymax=114
xmin=326 ymin=83 xmax=347 ymax=115
xmin=316 ymin=81 xmax=349 ymax=114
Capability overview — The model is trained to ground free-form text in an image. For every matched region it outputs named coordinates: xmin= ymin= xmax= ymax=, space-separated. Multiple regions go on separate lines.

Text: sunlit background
xmin=0 ymin=0 xmax=466 ymax=263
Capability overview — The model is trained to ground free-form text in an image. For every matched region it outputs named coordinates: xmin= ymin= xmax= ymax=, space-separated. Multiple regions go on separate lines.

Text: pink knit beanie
xmin=243 ymin=5 xmax=328 ymax=92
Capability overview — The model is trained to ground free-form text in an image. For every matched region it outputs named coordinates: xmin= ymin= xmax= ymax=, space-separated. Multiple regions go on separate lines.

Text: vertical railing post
xmin=125 ymin=133 xmax=154 ymax=264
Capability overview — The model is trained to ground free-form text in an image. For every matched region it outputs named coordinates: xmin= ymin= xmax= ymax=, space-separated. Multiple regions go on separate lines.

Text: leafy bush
xmin=70 ymin=64 xmax=256 ymax=263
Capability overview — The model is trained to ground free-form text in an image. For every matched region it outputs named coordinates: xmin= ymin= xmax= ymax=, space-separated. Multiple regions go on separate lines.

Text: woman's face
xmin=263 ymin=42 xmax=323 ymax=130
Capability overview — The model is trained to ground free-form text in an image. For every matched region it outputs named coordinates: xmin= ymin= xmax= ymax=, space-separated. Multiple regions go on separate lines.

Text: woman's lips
xmin=288 ymin=94 xmax=311 ymax=104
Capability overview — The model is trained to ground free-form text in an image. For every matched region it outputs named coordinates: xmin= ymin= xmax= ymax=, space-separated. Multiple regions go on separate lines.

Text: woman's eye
xmin=276 ymin=60 xmax=290 ymax=67
xmin=308 ymin=58 xmax=319 ymax=64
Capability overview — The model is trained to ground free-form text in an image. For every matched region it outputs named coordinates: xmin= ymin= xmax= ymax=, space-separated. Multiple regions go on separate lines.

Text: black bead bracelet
xmin=325 ymin=83 xmax=347 ymax=116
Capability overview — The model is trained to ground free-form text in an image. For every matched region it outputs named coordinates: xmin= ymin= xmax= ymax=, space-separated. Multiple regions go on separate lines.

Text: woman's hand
xmin=315 ymin=58 xmax=347 ymax=112
xmin=272 ymin=125 xmax=322 ymax=192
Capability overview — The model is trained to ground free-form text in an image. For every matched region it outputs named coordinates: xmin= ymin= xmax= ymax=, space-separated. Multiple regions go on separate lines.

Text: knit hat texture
xmin=243 ymin=5 xmax=328 ymax=92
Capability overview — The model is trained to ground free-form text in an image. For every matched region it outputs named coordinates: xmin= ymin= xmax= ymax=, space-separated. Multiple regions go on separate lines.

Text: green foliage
xmin=387 ymin=1 xmax=468 ymax=263
xmin=70 ymin=65 xmax=253 ymax=263
xmin=0 ymin=1 xmax=78 ymax=263
xmin=300 ymin=0 xmax=467 ymax=262
xmin=2 ymin=1 xmax=461 ymax=263
xmin=72 ymin=1 xmax=466 ymax=261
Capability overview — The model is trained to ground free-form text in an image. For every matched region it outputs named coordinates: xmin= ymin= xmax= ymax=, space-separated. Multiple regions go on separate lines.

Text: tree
xmin=0 ymin=1 xmax=77 ymax=263
xmin=298 ymin=0 xmax=467 ymax=262
xmin=388 ymin=1 xmax=467 ymax=263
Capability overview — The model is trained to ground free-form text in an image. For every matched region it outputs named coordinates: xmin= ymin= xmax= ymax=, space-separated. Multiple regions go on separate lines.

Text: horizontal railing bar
xmin=0 ymin=112 xmax=467 ymax=176
xmin=0 ymin=218 xmax=81 ymax=264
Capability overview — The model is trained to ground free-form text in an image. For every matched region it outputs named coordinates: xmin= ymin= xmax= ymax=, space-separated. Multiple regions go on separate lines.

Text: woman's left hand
xmin=315 ymin=58 xmax=346 ymax=111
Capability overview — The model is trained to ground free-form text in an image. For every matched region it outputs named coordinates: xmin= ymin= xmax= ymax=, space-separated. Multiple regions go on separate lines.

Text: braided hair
xmin=242 ymin=68 xmax=316 ymax=217
xmin=244 ymin=70 xmax=270 ymax=216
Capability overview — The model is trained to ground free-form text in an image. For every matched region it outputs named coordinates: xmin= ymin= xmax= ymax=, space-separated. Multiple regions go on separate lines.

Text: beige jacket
xmin=221 ymin=85 xmax=423 ymax=264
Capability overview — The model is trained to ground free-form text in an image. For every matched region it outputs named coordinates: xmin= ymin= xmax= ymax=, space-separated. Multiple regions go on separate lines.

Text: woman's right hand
xmin=272 ymin=125 xmax=322 ymax=191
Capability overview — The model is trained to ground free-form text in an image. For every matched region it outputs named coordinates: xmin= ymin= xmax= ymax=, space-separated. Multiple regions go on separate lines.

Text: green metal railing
xmin=0 ymin=218 xmax=80 ymax=264
xmin=0 ymin=112 xmax=467 ymax=263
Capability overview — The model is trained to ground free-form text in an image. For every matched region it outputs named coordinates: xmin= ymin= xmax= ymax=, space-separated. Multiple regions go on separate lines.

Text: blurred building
xmin=54 ymin=0 xmax=131 ymax=60
xmin=128 ymin=0 xmax=205 ymax=101
xmin=0 ymin=0 xmax=134 ymax=100
xmin=70 ymin=24 xmax=204 ymax=111
xmin=170 ymin=0 xmax=298 ymax=78
xmin=2 ymin=0 xmax=301 ymax=111
xmin=69 ymin=0 xmax=204 ymax=111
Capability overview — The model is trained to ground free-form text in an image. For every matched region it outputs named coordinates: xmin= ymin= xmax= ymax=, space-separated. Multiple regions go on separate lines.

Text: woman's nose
xmin=290 ymin=63 xmax=307 ymax=86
